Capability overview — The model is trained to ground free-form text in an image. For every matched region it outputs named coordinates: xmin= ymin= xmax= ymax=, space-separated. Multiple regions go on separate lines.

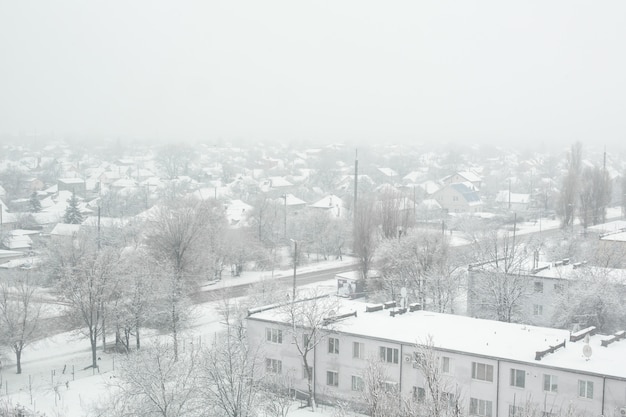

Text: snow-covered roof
xmin=377 ymin=167 xmax=398 ymax=177
xmin=281 ymin=194 xmax=307 ymax=207
xmin=495 ymin=190 xmax=530 ymax=204
xmin=58 ymin=178 xmax=85 ymax=184
xmin=310 ymin=195 xmax=344 ymax=209
xmin=419 ymin=198 xmax=442 ymax=210
xmin=586 ymin=220 xmax=626 ymax=235
xmin=50 ymin=223 xmax=81 ymax=237
xmin=249 ymin=297 xmax=626 ymax=379
xmin=601 ymin=232 xmax=626 ymax=242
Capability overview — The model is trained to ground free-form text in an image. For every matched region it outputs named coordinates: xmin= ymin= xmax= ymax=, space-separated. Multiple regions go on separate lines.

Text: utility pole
xmin=353 ymin=149 xmax=358 ymax=238
xmin=291 ymin=239 xmax=298 ymax=300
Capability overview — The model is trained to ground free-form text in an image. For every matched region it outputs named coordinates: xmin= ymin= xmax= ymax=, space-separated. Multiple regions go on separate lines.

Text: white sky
xmin=1 ymin=1 xmax=625 ymax=146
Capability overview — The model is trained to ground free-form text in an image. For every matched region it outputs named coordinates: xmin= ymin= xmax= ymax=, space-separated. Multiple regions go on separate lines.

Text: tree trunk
xmin=136 ymin=321 xmax=141 ymax=350
xmin=91 ymin=336 xmax=98 ymax=369
xmin=15 ymin=348 xmax=22 ymax=374
xmin=172 ymin=302 xmax=178 ymax=361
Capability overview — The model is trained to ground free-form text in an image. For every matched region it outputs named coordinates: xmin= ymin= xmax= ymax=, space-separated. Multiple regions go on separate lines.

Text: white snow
xmin=0 ymin=258 xmax=358 ymax=416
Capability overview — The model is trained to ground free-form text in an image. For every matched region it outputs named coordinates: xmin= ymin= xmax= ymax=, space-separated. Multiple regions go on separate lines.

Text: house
xmin=442 ymin=171 xmax=482 ymax=189
xmin=433 ymin=182 xmax=483 ymax=214
xmin=468 ymin=258 xmax=626 ymax=329
xmin=247 ymin=296 xmax=626 ymax=417
xmin=310 ymin=195 xmax=345 ymax=219
xmin=495 ymin=190 xmax=531 ymax=213
xmin=58 ymin=178 xmax=86 ymax=196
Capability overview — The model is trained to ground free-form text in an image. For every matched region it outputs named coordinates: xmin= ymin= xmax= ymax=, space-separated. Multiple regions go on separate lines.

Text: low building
xmin=433 ymin=182 xmax=483 ymax=214
xmin=247 ymin=296 xmax=626 ymax=417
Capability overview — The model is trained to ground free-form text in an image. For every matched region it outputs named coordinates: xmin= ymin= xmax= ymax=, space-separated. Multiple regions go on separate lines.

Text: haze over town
xmin=2 ymin=2 xmax=626 ymax=417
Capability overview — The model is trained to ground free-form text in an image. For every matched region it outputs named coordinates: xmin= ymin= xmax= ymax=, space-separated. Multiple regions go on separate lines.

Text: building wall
xmin=248 ymin=316 xmax=626 ymax=417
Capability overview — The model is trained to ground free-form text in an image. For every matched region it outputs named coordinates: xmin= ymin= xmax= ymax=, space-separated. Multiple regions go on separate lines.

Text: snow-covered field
xmin=0 ymin=258 xmax=358 ymax=416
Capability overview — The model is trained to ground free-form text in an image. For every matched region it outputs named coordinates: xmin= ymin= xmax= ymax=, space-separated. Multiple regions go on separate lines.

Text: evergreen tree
xmin=29 ymin=191 xmax=42 ymax=213
xmin=64 ymin=192 xmax=84 ymax=224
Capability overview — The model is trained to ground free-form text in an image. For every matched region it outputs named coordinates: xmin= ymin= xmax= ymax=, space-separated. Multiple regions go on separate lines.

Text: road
xmin=190 ymin=263 xmax=357 ymax=303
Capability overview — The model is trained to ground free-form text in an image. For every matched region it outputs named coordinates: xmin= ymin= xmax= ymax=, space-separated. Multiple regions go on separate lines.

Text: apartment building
xmin=247 ymin=296 xmax=626 ymax=417
xmin=468 ymin=259 xmax=626 ymax=329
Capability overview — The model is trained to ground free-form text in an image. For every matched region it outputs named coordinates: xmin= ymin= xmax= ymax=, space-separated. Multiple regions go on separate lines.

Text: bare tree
xmin=578 ymin=165 xmax=611 ymax=229
xmin=56 ymin=233 xmax=121 ymax=369
xmin=199 ymin=298 xmax=261 ymax=417
xmin=145 ymin=198 xmax=223 ymax=359
xmin=360 ymin=357 xmax=403 ymax=417
xmin=374 ymin=228 xmax=461 ymax=311
xmin=102 ymin=340 xmax=202 ymax=417
xmin=413 ymin=336 xmax=463 ymax=417
xmin=279 ymin=292 xmax=341 ymax=411
xmin=468 ymin=230 xmax=536 ymax=322
xmin=557 ymin=142 xmax=582 ymax=229
xmin=112 ymin=247 xmax=159 ymax=352
xmin=155 ymin=144 xmax=195 ymax=180
xmin=0 ymin=272 xmax=42 ymax=374
xmin=551 ymin=267 xmax=626 ymax=333
xmin=353 ymin=196 xmax=379 ymax=281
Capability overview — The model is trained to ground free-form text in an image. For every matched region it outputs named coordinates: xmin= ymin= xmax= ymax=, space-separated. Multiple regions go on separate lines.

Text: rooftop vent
xmin=535 ymin=339 xmax=566 ymax=361
xmin=570 ymin=326 xmax=597 ymax=342
xmin=365 ymin=304 xmax=384 ymax=313
xmin=601 ymin=330 xmax=626 ymax=347
xmin=390 ymin=308 xmax=407 ymax=317
xmin=409 ymin=303 xmax=422 ymax=312
xmin=323 ymin=310 xmax=357 ymax=326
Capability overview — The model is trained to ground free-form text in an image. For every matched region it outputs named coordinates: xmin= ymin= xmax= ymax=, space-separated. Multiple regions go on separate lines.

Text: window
xmin=441 ymin=356 xmax=453 ymax=374
xmin=509 ymin=405 xmax=524 ymax=417
xmin=326 ymin=371 xmax=339 ymax=387
xmin=353 ymin=342 xmax=364 ymax=359
xmin=328 ymin=337 xmax=339 ymax=354
xmin=379 ymin=346 xmax=399 ymax=364
xmin=470 ymin=398 xmax=493 ymax=417
xmin=383 ymin=381 xmax=398 ymax=393
xmin=302 ymin=365 xmax=312 ymax=380
xmin=471 ymin=362 xmax=494 ymax=382
xmin=265 ymin=358 xmax=282 ymax=374
xmin=265 ymin=328 xmax=282 ymax=344
xmin=534 ymin=281 xmax=544 ymax=293
xmin=543 ymin=374 xmax=558 ymax=393
xmin=533 ymin=304 xmax=543 ymax=316
xmin=510 ymin=368 xmax=525 ymax=388
xmin=442 ymin=392 xmax=456 ymax=408
xmin=413 ymin=386 xmax=426 ymax=402
xmin=302 ymin=334 xmax=310 ymax=348
xmin=578 ymin=380 xmax=593 ymax=399
xmin=351 ymin=375 xmax=364 ymax=391
xmin=554 ymin=283 xmax=563 ymax=294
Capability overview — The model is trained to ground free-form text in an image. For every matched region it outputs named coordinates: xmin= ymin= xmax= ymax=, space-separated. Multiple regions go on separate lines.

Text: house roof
xmin=310 ymin=194 xmax=344 ymax=209
xmin=450 ymin=183 xmax=481 ymax=204
xmin=495 ymin=190 xmax=530 ymax=204
xmin=377 ymin=167 xmax=398 ymax=177
xmin=249 ymin=296 xmax=626 ymax=379
xmin=50 ymin=223 xmax=81 ymax=236
xmin=281 ymin=194 xmax=307 ymax=207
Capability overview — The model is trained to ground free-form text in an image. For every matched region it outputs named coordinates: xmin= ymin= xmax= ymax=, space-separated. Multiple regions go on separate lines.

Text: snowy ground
xmin=3 ymin=209 xmax=623 ymax=415
xmin=0 ymin=257 xmax=358 ymax=416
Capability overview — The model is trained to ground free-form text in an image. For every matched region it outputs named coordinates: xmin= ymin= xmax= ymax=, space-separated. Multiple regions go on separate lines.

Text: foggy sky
xmin=1 ymin=1 xmax=625 ymax=147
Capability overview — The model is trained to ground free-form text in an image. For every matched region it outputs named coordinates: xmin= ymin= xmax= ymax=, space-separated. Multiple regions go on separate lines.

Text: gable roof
xmin=450 ymin=182 xmax=481 ymax=203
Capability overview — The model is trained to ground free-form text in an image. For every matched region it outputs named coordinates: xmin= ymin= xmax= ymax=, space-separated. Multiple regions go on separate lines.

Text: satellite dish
xmin=583 ymin=344 xmax=592 ymax=359
xmin=400 ymin=287 xmax=407 ymax=298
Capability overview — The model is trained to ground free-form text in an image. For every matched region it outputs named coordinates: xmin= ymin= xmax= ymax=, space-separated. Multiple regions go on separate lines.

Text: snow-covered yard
xmin=0 ymin=258 xmax=359 ymax=416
